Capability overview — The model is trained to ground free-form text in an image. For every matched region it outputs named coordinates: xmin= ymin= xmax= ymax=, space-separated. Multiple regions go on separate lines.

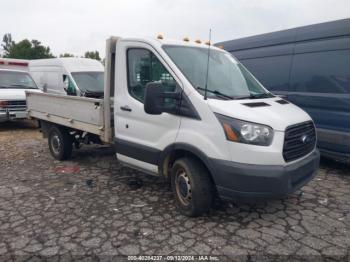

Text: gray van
xmin=217 ymin=18 xmax=350 ymax=161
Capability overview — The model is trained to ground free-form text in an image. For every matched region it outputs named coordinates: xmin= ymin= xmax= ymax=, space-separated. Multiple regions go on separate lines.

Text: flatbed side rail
xmin=26 ymin=91 xmax=107 ymax=139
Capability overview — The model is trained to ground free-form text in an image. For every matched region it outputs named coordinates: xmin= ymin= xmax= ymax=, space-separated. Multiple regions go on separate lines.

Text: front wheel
xmin=48 ymin=126 xmax=73 ymax=160
xmin=171 ymin=157 xmax=213 ymax=217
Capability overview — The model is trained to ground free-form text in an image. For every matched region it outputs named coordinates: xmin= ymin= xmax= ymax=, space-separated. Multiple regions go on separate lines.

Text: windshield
xmin=163 ymin=45 xmax=272 ymax=99
xmin=0 ymin=71 xmax=38 ymax=89
xmin=71 ymin=71 xmax=104 ymax=93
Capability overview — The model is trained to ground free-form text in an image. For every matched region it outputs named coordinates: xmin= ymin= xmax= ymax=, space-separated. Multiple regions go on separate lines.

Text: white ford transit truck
xmin=26 ymin=36 xmax=320 ymax=216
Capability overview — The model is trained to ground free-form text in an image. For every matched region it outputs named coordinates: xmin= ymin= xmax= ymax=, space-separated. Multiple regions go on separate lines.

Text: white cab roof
xmin=29 ymin=58 xmax=104 ymax=72
xmin=0 ymin=69 xmax=29 ymax=73
xmin=120 ymin=37 xmax=225 ymax=52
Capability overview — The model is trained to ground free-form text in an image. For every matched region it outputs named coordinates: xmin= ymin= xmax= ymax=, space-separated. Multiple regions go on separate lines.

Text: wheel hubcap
xmin=175 ymin=169 xmax=192 ymax=206
xmin=51 ymin=134 xmax=61 ymax=155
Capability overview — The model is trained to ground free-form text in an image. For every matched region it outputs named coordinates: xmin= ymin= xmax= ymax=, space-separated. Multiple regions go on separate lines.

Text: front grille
xmin=283 ymin=121 xmax=316 ymax=162
xmin=0 ymin=100 xmax=27 ymax=112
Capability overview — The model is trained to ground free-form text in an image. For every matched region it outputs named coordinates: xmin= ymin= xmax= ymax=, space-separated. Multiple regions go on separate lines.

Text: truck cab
xmin=0 ymin=69 xmax=41 ymax=122
xmin=27 ymin=36 xmax=320 ymax=217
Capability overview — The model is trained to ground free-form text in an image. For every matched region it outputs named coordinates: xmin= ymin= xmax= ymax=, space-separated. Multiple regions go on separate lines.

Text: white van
xmin=29 ymin=58 xmax=104 ymax=98
xmin=27 ymin=36 xmax=320 ymax=216
xmin=0 ymin=69 xmax=41 ymax=122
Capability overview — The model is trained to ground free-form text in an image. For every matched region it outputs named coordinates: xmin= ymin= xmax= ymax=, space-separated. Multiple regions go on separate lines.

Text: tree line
xmin=0 ymin=33 xmax=101 ymax=61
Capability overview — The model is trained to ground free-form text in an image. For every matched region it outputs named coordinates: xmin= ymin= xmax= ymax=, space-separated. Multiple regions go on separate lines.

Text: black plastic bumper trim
xmin=211 ymin=150 xmax=320 ymax=201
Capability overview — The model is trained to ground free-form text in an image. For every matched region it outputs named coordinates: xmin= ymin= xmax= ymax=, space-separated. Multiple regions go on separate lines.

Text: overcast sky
xmin=1 ymin=0 xmax=349 ymax=57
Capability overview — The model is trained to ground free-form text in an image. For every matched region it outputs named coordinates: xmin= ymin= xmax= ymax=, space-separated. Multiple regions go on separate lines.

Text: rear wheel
xmin=171 ymin=157 xmax=213 ymax=217
xmin=48 ymin=126 xmax=73 ymax=160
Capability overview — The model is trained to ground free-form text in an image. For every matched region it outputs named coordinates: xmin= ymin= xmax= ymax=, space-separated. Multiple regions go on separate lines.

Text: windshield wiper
xmin=0 ymin=85 xmax=10 ymax=89
xmin=82 ymin=90 xmax=104 ymax=98
xmin=196 ymin=87 xmax=234 ymax=100
xmin=250 ymin=93 xmax=274 ymax=99
xmin=236 ymin=93 xmax=274 ymax=100
xmin=84 ymin=90 xmax=103 ymax=94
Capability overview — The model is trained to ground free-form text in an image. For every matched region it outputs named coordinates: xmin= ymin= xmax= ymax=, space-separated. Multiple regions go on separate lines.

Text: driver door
xmin=114 ymin=41 xmax=181 ymax=174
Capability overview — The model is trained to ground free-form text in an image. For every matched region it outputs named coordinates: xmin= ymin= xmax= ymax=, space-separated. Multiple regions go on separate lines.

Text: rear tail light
xmin=8 ymin=61 xmax=28 ymax=66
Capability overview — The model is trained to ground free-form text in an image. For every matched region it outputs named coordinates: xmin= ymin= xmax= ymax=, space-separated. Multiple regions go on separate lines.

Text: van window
xmin=71 ymin=72 xmax=104 ymax=93
xmin=127 ymin=48 xmax=177 ymax=103
xmin=46 ymin=72 xmax=61 ymax=91
xmin=241 ymin=55 xmax=292 ymax=92
xmin=291 ymin=49 xmax=350 ymax=93
xmin=63 ymin=75 xmax=77 ymax=96
xmin=0 ymin=71 xmax=37 ymax=89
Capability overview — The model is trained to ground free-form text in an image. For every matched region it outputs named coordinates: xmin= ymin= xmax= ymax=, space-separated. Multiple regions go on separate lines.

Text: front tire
xmin=171 ymin=157 xmax=213 ymax=217
xmin=48 ymin=126 xmax=73 ymax=160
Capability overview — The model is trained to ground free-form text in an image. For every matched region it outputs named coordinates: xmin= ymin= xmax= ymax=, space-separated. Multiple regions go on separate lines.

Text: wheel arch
xmin=159 ymin=143 xmax=216 ymax=184
xmin=47 ymin=123 xmax=74 ymax=160
xmin=40 ymin=121 xmax=72 ymax=138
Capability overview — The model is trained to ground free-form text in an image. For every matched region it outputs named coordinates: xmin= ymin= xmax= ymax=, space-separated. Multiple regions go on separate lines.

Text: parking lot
xmin=0 ymin=121 xmax=349 ymax=261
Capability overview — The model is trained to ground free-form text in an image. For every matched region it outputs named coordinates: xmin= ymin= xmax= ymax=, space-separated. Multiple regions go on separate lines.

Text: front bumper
xmin=211 ymin=149 xmax=320 ymax=201
xmin=0 ymin=111 xmax=27 ymax=122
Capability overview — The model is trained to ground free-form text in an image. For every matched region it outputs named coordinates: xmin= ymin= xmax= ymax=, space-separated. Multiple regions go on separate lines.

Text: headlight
xmin=215 ymin=113 xmax=273 ymax=146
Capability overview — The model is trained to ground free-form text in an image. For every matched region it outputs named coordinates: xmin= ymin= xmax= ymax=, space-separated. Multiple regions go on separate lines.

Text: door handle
xmin=120 ymin=105 xmax=132 ymax=112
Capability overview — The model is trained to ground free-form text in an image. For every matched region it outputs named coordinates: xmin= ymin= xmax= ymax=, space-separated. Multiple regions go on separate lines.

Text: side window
xmin=127 ymin=48 xmax=177 ymax=103
xmin=240 ymin=55 xmax=292 ymax=92
xmin=63 ymin=75 xmax=77 ymax=96
xmin=290 ymin=49 xmax=350 ymax=94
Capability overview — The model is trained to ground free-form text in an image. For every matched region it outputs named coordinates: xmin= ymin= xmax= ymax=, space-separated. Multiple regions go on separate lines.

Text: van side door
xmin=114 ymin=41 xmax=182 ymax=174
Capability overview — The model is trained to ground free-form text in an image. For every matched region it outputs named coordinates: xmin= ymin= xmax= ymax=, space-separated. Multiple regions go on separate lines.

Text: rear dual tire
xmin=171 ymin=157 xmax=214 ymax=217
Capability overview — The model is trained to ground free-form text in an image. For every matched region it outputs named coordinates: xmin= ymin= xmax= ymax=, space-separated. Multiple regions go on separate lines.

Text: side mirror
xmin=42 ymin=83 xmax=47 ymax=92
xmin=144 ymin=82 xmax=180 ymax=115
xmin=63 ymin=75 xmax=69 ymax=91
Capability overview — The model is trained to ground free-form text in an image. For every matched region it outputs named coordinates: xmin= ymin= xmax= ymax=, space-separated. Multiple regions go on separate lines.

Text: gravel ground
xmin=0 ymin=121 xmax=349 ymax=261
